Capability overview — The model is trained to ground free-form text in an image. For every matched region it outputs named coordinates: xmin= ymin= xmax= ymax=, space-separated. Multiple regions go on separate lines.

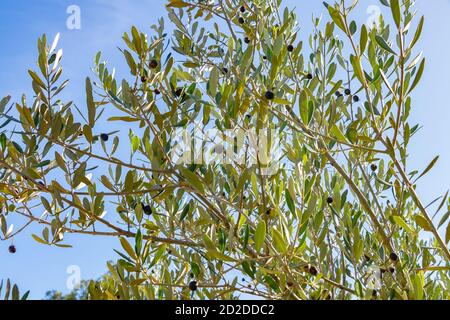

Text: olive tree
xmin=1 ymin=0 xmax=449 ymax=300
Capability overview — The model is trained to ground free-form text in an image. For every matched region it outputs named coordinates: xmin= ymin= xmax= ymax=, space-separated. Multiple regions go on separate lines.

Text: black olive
xmin=306 ymin=73 xmax=313 ymax=80
xmin=309 ymin=266 xmax=318 ymax=276
xmin=142 ymin=203 xmax=153 ymax=216
xmin=287 ymin=44 xmax=294 ymax=52
xmin=344 ymin=89 xmax=351 ymax=95
xmin=100 ymin=133 xmax=109 ymax=142
xmin=189 ymin=281 xmax=198 ymax=291
xmin=238 ymin=17 xmax=245 ymax=24
xmin=353 ymin=95 xmax=360 ymax=102
xmin=371 ymin=164 xmax=378 ymax=172
xmin=389 ymin=252 xmax=399 ymax=262
xmin=149 ymin=60 xmax=158 ymax=69
xmin=8 ymin=245 xmax=16 ymax=254
xmin=244 ymin=37 xmax=250 ymax=44
xmin=327 ymin=196 xmax=333 ymax=204
xmin=175 ymin=88 xmax=183 ymax=97
xmin=240 ymin=5 xmax=245 ymax=13
xmin=154 ymin=88 xmax=161 ymax=95
xmin=265 ymin=91 xmax=275 ymax=100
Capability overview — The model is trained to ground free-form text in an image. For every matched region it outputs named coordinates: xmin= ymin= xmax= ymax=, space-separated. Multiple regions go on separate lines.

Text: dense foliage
xmin=1 ymin=0 xmax=450 ymax=300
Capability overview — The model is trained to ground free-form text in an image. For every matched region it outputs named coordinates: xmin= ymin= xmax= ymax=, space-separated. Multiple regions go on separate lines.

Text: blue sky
xmin=0 ymin=0 xmax=449 ymax=299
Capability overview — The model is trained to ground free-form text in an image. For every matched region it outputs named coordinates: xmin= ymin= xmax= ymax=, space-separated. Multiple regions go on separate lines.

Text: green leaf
xmin=28 ymin=70 xmax=46 ymax=88
xmin=207 ymin=249 xmax=237 ymax=263
xmin=135 ymin=229 xmax=142 ymax=255
xmin=446 ymin=222 xmax=450 ymax=244
xmin=299 ymin=91 xmax=309 ymax=125
xmin=35 ymin=160 xmax=50 ymax=168
xmin=408 ymin=58 xmax=425 ymax=94
xmin=390 ymin=0 xmax=401 ymax=28
xmin=254 ymin=221 xmax=266 ymax=252
xmin=12 ymin=285 xmax=19 ymax=300
xmin=21 ymin=291 xmax=30 ymax=300
xmin=330 ymin=124 xmax=348 ymax=143
xmin=273 ymin=34 xmax=284 ymax=57
xmin=100 ymin=175 xmax=115 ymax=191
xmin=327 ymin=5 xmax=346 ymax=32
xmin=420 ymin=266 xmax=450 ymax=272
xmin=180 ymin=202 xmax=191 ymax=222
xmin=32 ymin=234 xmax=48 ymax=245
xmin=393 ymin=216 xmax=415 ymax=235
xmin=0 ymin=96 xmax=11 ymax=113
xmin=285 ymin=189 xmax=295 ymax=215
xmin=349 ymin=21 xmax=357 ymax=35
xmin=416 ymin=155 xmax=438 ymax=181
xmin=375 ymin=36 xmax=396 ymax=55
xmin=179 ymin=168 xmax=206 ymax=194
xmin=346 ymin=122 xmax=358 ymax=144
xmin=438 ymin=211 xmax=450 ymax=229
xmin=242 ymin=224 xmax=250 ymax=249
xmin=414 ymin=215 xmax=432 ymax=232
xmin=360 ymin=25 xmax=368 ymax=53
xmin=208 ymin=67 xmax=218 ymax=97
xmin=166 ymin=0 xmax=189 ymax=8
xmin=55 ymin=152 xmax=68 ymax=173
xmin=350 ymin=54 xmax=365 ymax=84
xmin=149 ymin=245 xmax=166 ymax=268
xmin=12 ymin=142 xmax=23 ymax=154
xmin=410 ymin=16 xmax=424 ymax=49
xmin=108 ymin=116 xmax=140 ymax=122
xmin=131 ymin=135 xmax=140 ymax=153
xmin=123 ymin=50 xmax=137 ymax=75
xmin=120 ymin=237 xmax=137 ymax=260
xmin=86 ymin=78 xmax=96 ymax=127
xmin=272 ymin=229 xmax=288 ymax=254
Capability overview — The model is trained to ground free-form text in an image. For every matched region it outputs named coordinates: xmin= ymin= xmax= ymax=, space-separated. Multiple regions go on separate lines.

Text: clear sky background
xmin=0 ymin=0 xmax=449 ymax=299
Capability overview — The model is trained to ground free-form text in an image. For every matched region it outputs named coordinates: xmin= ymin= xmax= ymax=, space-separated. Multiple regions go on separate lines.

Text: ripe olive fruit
xmin=265 ymin=91 xmax=275 ymax=100
xmin=189 ymin=281 xmax=198 ymax=291
xmin=149 ymin=59 xmax=158 ymax=69
xmin=100 ymin=133 xmax=109 ymax=142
